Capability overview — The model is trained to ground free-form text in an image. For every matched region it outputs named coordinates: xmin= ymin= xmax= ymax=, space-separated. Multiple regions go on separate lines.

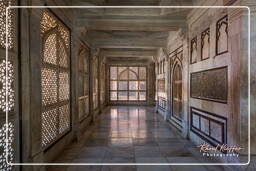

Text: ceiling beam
xmin=100 ymin=49 xmax=157 ymax=57
xmin=76 ymin=17 xmax=186 ymax=31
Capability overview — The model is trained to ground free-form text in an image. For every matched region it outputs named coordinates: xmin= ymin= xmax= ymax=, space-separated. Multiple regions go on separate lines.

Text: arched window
xmin=78 ymin=46 xmax=89 ymax=121
xmin=41 ymin=11 xmax=70 ymax=148
xmin=110 ymin=66 xmax=147 ymax=101
xmin=172 ymin=63 xmax=182 ymax=121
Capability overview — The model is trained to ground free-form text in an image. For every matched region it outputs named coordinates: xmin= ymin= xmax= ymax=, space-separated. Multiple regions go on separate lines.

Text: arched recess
xmin=170 ymin=53 xmax=183 ymax=128
xmin=78 ymin=45 xmax=90 ymax=121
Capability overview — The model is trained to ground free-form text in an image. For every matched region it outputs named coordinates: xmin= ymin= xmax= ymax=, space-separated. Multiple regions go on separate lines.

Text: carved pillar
xmin=165 ymin=57 xmax=171 ymax=121
xmin=229 ymin=6 xmax=250 ymax=156
xmin=247 ymin=2 xmax=256 ymax=155
xmin=29 ymin=8 xmax=44 ymax=169
xmin=152 ymin=56 xmax=159 ymax=113
xmin=98 ymin=49 xmax=102 ymax=113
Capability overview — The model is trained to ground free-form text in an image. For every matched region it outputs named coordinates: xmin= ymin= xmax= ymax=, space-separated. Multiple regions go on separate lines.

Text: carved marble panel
xmin=190 ymin=107 xmax=227 ymax=146
xmin=190 ymin=67 xmax=228 ymax=103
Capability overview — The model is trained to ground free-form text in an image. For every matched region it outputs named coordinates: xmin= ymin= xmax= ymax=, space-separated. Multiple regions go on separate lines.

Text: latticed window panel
xmin=0 ymin=122 xmax=14 ymax=171
xmin=59 ymin=72 xmax=69 ymax=101
xmin=41 ymin=68 xmax=58 ymax=106
xmin=0 ymin=0 xmax=14 ymax=49
xmin=43 ymin=33 xmax=57 ymax=65
xmin=41 ymin=10 xmax=70 ymax=148
xmin=41 ymin=108 xmax=58 ymax=147
xmin=59 ymin=40 xmax=68 ymax=68
xmin=59 ymin=104 xmax=70 ymax=134
xmin=41 ymin=11 xmax=57 ymax=34
xmin=0 ymin=0 xmax=16 ymax=169
xmin=58 ymin=24 xmax=70 ymax=49
xmin=0 ymin=59 xmax=14 ymax=112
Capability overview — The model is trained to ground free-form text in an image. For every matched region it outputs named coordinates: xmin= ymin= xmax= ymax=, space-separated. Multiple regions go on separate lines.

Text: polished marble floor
xmin=47 ymin=106 xmax=254 ymax=171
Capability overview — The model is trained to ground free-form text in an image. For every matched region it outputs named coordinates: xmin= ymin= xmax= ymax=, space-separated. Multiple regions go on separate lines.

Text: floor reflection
xmin=47 ymin=106 xmax=244 ymax=171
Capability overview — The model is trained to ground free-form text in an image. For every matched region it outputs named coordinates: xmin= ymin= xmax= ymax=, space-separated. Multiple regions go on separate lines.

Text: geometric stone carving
xmin=190 ymin=67 xmax=228 ymax=103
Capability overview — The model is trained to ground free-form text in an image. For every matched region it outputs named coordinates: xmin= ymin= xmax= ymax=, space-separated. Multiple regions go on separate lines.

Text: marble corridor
xmin=47 ymin=106 xmax=237 ymax=171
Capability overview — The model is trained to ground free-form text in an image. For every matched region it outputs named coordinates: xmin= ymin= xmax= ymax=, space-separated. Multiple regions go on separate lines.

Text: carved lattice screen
xmin=78 ymin=46 xmax=89 ymax=121
xmin=41 ymin=11 xmax=70 ymax=148
xmin=0 ymin=0 xmax=16 ymax=170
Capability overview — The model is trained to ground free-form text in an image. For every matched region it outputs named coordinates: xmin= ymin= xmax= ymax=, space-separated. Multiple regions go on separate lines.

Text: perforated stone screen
xmin=0 ymin=0 xmax=14 ymax=49
xmin=41 ymin=11 xmax=70 ymax=148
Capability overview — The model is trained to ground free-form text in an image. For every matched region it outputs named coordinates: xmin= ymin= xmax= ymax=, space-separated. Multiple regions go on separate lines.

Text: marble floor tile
xmin=48 ymin=106 xmax=231 ymax=171
xmin=134 ymin=146 xmax=162 ymax=158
